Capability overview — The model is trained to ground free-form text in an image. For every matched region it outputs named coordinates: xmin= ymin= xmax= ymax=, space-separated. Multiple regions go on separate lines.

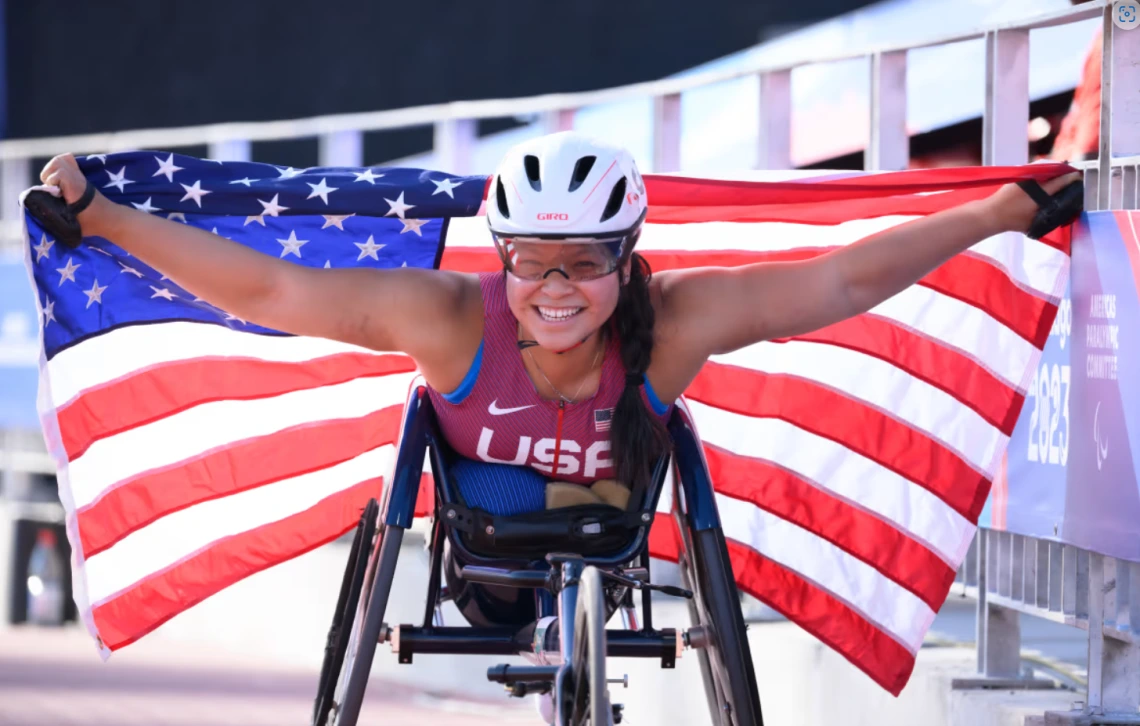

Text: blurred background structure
xmin=2 ymin=1 xmax=1137 ymax=724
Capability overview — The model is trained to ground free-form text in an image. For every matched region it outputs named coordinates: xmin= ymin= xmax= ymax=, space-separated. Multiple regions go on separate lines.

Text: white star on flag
xmin=324 ymin=260 xmax=332 ymax=268
xmin=321 ymin=214 xmax=355 ymax=230
xmin=42 ymin=298 xmax=56 ymax=326
xmin=399 ymin=218 xmax=428 ymax=237
xmin=180 ymin=181 xmax=212 ymax=208
xmin=244 ymin=215 xmax=266 ymax=227
xmin=132 ymin=198 xmax=161 ymax=213
xmin=276 ymin=230 xmax=309 ymax=258
xmin=353 ymin=169 xmax=383 ymax=184
xmin=384 ymin=192 xmax=414 ymax=219
xmin=277 ymin=167 xmax=303 ymax=179
xmin=258 ymin=194 xmax=289 ymax=217
xmin=153 ymin=154 xmax=183 ymax=183
xmin=167 ymin=212 xmax=188 ymax=223
xmin=354 ymin=235 xmax=385 ymax=261
xmin=33 ymin=234 xmax=54 ymax=262
xmin=104 ymin=167 xmax=134 ymax=193
xmin=431 ymin=178 xmax=464 ymax=198
xmin=306 ymin=178 xmax=338 ymax=205
xmin=86 ymin=154 xmax=108 ymax=164
xmin=56 ymin=258 xmax=81 ymax=286
xmin=83 ymin=279 xmax=108 ymax=308
xmin=119 ymin=262 xmax=144 ymax=278
xmin=150 ymin=286 xmax=177 ymax=301
xmin=230 ymin=178 xmax=258 ymax=186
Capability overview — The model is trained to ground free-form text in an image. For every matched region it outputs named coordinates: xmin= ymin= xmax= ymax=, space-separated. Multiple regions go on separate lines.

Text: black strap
xmin=69 ymin=180 xmax=97 ymax=217
xmin=1017 ymin=179 xmax=1084 ymax=240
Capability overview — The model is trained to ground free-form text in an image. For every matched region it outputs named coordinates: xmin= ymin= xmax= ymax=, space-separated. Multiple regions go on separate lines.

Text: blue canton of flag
xmin=23 ymin=151 xmax=487 ymax=360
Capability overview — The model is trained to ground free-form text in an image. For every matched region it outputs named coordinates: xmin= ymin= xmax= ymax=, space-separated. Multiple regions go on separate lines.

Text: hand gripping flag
xmin=21 ymin=152 xmax=1074 ymax=696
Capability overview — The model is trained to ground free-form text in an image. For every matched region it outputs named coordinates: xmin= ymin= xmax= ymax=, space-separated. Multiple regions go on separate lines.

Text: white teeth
xmin=538 ymin=306 xmax=581 ymax=321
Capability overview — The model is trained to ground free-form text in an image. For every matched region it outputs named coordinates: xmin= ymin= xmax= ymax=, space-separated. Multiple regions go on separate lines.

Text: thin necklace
xmin=525 ymin=336 xmax=604 ymax=405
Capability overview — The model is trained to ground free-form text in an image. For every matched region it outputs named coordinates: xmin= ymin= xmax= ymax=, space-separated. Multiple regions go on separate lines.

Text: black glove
xmin=22 ymin=180 xmax=96 ymax=248
xmin=1016 ymin=178 xmax=1084 ymax=240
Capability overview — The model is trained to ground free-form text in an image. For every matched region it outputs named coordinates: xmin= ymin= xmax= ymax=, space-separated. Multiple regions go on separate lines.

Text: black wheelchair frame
xmin=313 ymin=387 xmax=765 ymax=726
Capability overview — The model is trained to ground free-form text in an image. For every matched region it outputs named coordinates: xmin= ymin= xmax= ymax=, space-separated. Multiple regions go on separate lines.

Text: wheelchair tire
xmin=565 ymin=566 xmax=609 ymax=726
xmin=332 ymin=523 xmax=404 ymax=726
xmin=678 ymin=525 xmax=764 ymax=726
xmin=312 ymin=499 xmax=378 ymax=726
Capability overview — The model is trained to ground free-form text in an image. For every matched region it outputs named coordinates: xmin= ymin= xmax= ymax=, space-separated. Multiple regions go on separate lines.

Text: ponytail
xmin=610 ymin=252 xmax=670 ymax=490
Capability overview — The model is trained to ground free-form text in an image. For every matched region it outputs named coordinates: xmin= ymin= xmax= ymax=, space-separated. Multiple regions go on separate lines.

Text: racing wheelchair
xmin=311 ymin=386 xmax=764 ymax=726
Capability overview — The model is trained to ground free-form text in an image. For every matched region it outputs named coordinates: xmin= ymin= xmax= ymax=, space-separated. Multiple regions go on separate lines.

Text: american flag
xmin=22 ymin=152 xmax=1072 ymax=695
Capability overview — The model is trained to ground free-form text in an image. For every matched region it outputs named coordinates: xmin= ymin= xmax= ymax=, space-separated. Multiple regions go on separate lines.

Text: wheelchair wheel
xmin=564 ymin=565 xmax=609 ymax=726
xmin=330 ymin=523 xmax=405 ymax=726
xmin=313 ymin=499 xmax=379 ymax=726
xmin=678 ymin=525 xmax=764 ymax=726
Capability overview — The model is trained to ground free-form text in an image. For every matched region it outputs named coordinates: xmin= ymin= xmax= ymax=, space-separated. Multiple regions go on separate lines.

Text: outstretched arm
xmin=658 ymin=172 xmax=1080 ymax=358
xmin=39 ymin=153 xmax=481 ymax=361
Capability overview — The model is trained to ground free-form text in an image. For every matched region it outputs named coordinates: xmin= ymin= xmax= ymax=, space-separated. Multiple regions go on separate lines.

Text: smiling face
xmin=504 ymin=243 xmax=623 ymax=350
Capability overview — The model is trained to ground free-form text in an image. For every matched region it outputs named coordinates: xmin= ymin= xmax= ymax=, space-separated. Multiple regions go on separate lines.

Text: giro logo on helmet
xmin=536 ymin=213 xmax=570 ymax=221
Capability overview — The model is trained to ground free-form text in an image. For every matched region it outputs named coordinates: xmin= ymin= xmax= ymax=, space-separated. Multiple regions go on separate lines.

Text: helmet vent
xmin=523 ymin=155 xmax=542 ymax=192
xmin=600 ymin=177 xmax=628 ymax=222
xmin=495 ymin=176 xmax=511 ymax=219
xmin=568 ymin=156 xmax=597 ymax=192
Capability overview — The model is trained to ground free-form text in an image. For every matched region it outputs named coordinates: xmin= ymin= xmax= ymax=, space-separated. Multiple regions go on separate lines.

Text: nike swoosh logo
xmin=488 ymin=400 xmax=536 ymax=416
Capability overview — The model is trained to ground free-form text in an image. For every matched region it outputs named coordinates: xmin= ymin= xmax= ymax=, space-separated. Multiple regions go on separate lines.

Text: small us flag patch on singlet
xmin=594 ymin=408 xmax=614 ymax=432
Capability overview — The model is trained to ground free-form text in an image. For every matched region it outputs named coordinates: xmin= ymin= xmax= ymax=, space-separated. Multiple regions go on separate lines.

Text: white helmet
xmin=486 ymin=132 xmax=648 ymax=267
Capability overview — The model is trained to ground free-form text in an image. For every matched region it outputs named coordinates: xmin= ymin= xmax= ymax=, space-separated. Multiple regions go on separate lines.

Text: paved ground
xmin=0 ymin=624 xmax=537 ymax=726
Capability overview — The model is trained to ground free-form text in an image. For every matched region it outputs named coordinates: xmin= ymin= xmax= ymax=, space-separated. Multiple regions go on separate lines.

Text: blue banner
xmin=993 ymin=211 xmax=1140 ymax=562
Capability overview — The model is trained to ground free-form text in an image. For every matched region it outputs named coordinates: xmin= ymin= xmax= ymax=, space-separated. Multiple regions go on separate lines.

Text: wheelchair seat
xmin=415 ymin=392 xmax=670 ymax=629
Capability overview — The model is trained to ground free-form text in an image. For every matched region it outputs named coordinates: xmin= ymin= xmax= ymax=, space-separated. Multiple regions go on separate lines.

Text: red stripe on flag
xmin=91 ymin=477 xmax=381 ymax=652
xmin=60 ymin=353 xmax=416 ymax=461
xmin=78 ymin=406 xmax=403 ymax=557
xmin=786 ymin=316 xmax=1024 ymax=435
xmin=728 ymin=541 xmax=917 ymax=696
xmin=646 ymin=521 xmax=916 ymax=696
xmin=642 ymin=164 xmax=1074 ymax=207
xmin=703 ymin=444 xmax=957 ymax=610
xmin=685 ymin=365 xmax=990 ymax=520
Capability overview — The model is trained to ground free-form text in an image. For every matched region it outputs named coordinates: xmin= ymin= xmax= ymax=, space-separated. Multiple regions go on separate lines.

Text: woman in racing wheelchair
xmin=38 ymin=133 xmax=1080 ymax=725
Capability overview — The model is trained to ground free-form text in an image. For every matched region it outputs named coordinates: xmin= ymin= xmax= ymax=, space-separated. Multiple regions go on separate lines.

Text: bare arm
xmin=658 ymin=173 xmax=1079 ymax=358
xmin=40 ymin=153 xmax=481 ymax=362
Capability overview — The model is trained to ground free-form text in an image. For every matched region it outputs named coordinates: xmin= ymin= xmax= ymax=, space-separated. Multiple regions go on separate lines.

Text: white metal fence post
xmin=982 ymin=28 xmax=1030 ymax=167
xmin=757 ymin=70 xmax=791 ymax=171
xmin=1099 ymin=5 xmax=1140 ymax=210
xmin=208 ymin=139 xmax=252 ymax=163
xmin=868 ymin=50 xmax=908 ymax=171
xmin=652 ymin=93 xmax=682 ymax=173
xmin=434 ymin=119 xmax=477 ymax=176
xmin=319 ymin=130 xmax=364 ymax=168
xmin=542 ymin=109 xmax=576 ymax=135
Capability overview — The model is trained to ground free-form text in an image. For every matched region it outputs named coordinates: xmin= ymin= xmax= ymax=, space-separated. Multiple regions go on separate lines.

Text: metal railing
xmin=2 ymin=0 xmax=1139 ymax=719
xmin=0 ymin=1 xmax=1130 ymax=251
xmin=955 ymin=530 xmax=1140 ymax=717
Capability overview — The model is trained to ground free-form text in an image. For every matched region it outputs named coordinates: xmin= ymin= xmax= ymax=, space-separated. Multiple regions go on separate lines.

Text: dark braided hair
xmin=610 ymin=252 xmax=670 ymax=489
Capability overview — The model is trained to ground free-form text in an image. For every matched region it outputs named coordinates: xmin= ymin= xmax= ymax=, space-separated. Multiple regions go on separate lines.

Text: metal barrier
xmin=955 ymin=530 xmax=1140 ymax=717
xmin=2 ymin=0 xmax=1139 ymax=719
xmin=0 ymin=1 xmax=1134 ymax=251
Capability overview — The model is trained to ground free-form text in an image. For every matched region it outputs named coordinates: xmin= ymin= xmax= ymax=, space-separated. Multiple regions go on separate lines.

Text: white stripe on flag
xmin=685 ymin=400 xmax=974 ymax=563
xmin=715 ymin=492 xmax=935 ymax=652
xmin=45 ymin=322 xmax=383 ymax=406
xmin=713 ymin=340 xmax=1007 ymax=475
xmin=84 ymin=444 xmax=396 ymax=604
xmin=69 ymin=372 xmax=416 ymax=509
xmin=869 ymin=285 xmax=1036 ymax=389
